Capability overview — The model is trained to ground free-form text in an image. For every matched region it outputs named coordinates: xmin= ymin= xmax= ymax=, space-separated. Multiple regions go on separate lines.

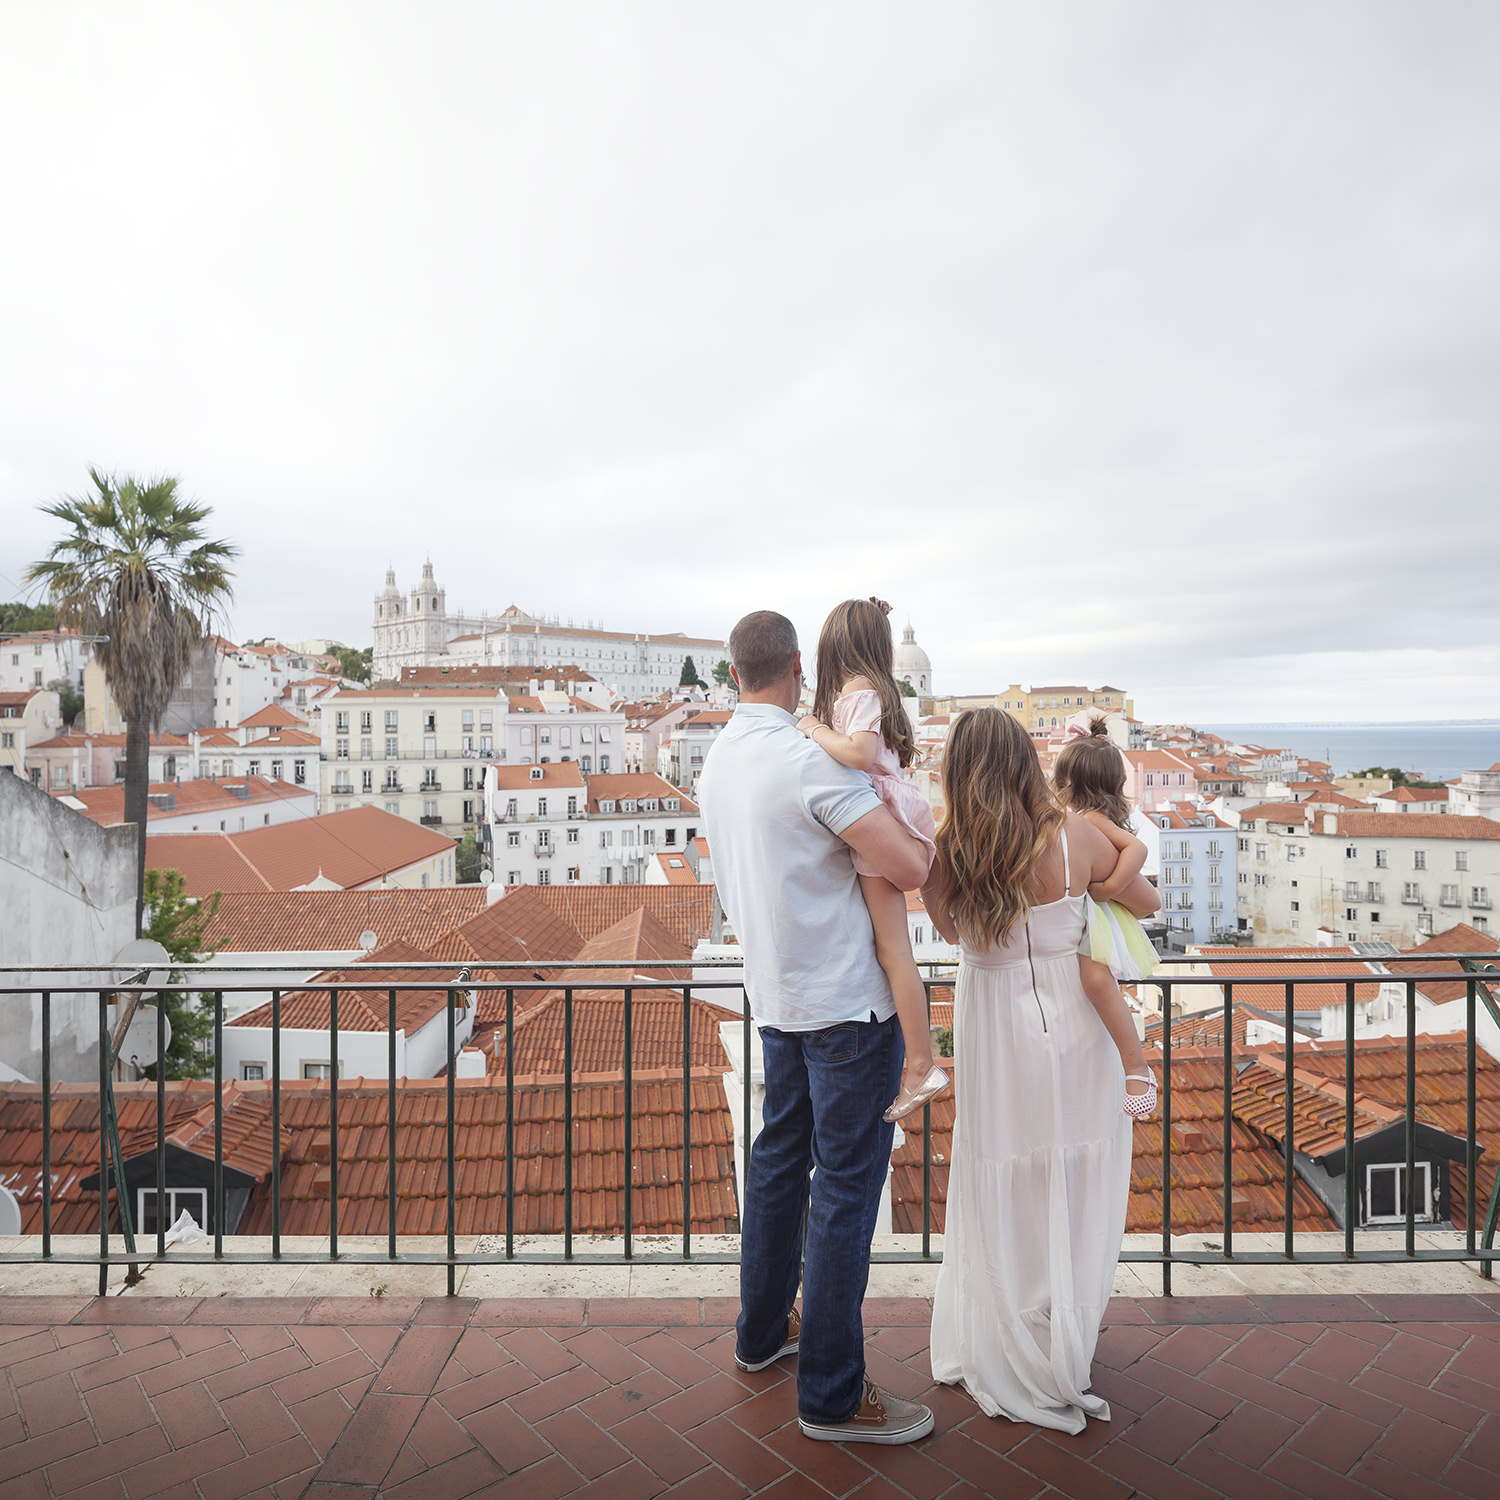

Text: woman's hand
xmin=797 ymin=715 xmax=822 ymax=737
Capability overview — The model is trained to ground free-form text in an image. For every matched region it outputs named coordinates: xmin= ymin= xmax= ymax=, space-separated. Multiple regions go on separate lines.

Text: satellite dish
xmin=123 ymin=1004 xmax=172 ymax=1071
xmin=358 ymin=929 xmax=378 ymax=952
xmin=479 ymin=869 xmax=494 ymax=885
xmin=0 ymin=1185 xmax=20 ymax=1235
xmin=113 ymin=938 xmax=171 ymax=991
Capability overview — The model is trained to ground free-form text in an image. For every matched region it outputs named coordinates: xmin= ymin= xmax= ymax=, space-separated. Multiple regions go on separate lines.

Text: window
xmin=1375 ymin=849 xmax=1389 ymax=869
xmin=537 ymin=868 xmax=551 ymax=885
xmin=567 ymin=827 xmax=579 ymax=843
xmin=1346 ymin=881 xmax=1361 ymax=901
xmin=1418 ymin=912 xmax=1434 ymax=934
xmin=1346 ymin=845 xmax=1358 ymax=859
xmin=1413 ymin=850 xmax=1427 ymax=870
xmin=1477 ymin=916 xmax=1490 ymax=934
xmin=1208 ymin=841 xmax=1221 ymax=859
xmin=537 ymin=797 xmax=548 ymax=816
xmin=1365 ymin=1162 xmax=1433 ymax=1225
xmin=423 ymin=799 xmax=438 ymax=820
xmin=1346 ymin=908 xmax=1357 ymax=921
xmin=480 ymin=711 xmax=493 ymax=732
xmin=385 ymin=801 xmax=399 ymax=815
xmin=1442 ymin=884 xmax=1460 ymax=906
xmin=507 ymin=870 xmax=521 ymax=885
xmin=360 ymin=711 xmax=372 ymax=732
xmin=1254 ymin=874 xmax=1267 ymax=886
xmin=0 ymin=733 xmax=11 ymax=750
xmin=507 ymin=830 xmax=520 ymax=846
xmin=1370 ymin=912 xmax=1381 ymax=924
xmin=462 ymin=709 xmax=474 ymax=730
xmin=567 ymin=866 xmax=580 ymax=881
xmin=336 ymin=711 xmax=349 ymax=731
xmin=271 ymin=760 xmax=283 ymax=781
xmin=1290 ymin=900 xmax=1300 ymax=912
xmin=1238 ymin=872 xmax=1248 ymax=884
xmin=1238 ymin=838 xmax=1249 ymax=853
xmin=1473 ymin=887 xmax=1491 ymax=908
xmin=1367 ymin=882 xmax=1382 ymax=902
xmin=567 ymin=795 xmax=578 ymax=816
xmin=1255 ymin=844 xmax=1267 ymax=861
xmin=241 ymin=1063 xmax=265 ymax=1081
xmin=423 ymin=711 xmax=436 ymax=733
xmin=385 ymin=710 xmax=399 ymax=731
xmin=302 ymin=1062 xmax=339 ymax=1080
xmin=137 ymin=1187 xmax=208 ymax=1235
xmin=1403 ymin=882 xmax=1422 ymax=904
xmin=361 ymin=770 xmax=373 ymax=793
xmin=1456 ymin=850 xmax=1470 ymax=870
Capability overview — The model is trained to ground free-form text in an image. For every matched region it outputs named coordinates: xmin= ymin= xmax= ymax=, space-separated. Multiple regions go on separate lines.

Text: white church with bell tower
xmin=372 ymin=560 xmax=727 ymax=701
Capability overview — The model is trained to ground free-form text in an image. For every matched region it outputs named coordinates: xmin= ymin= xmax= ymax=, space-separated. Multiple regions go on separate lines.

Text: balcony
xmin=1474 ymin=894 xmax=1494 ymax=911
xmin=419 ymin=814 xmax=444 ymax=826
xmin=3 ymin=956 xmax=1500 ymax=1495
xmin=533 ymin=843 xmax=555 ymax=857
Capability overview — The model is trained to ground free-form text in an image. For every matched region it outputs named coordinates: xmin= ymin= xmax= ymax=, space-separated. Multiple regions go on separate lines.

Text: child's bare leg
xmin=1078 ymin=956 xmax=1151 ymax=1100
xmin=858 ymin=874 xmax=937 ymax=1093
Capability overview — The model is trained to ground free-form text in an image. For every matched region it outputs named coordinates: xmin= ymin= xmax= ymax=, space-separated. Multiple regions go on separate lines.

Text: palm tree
xmin=28 ymin=470 xmax=238 ymax=934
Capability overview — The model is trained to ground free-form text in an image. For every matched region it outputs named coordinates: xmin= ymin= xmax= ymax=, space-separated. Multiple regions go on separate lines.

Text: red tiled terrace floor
xmin=3 ymin=1293 xmax=1500 ymax=1498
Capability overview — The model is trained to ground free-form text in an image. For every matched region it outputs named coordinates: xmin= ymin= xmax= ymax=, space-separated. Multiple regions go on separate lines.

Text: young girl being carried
xmin=1050 ymin=718 xmax=1160 ymax=1117
xmin=798 ymin=597 xmax=948 ymax=1123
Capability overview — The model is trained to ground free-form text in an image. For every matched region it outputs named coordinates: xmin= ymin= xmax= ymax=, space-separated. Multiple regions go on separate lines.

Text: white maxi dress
xmin=929 ymin=830 xmax=1133 ymax=1433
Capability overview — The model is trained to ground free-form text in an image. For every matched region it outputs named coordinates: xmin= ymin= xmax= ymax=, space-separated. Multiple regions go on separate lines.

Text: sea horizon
xmin=1199 ymin=721 xmax=1499 ymax=783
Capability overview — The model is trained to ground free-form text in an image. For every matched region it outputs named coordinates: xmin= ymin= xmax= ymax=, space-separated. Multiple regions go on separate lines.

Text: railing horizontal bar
xmin=8 ymin=1245 xmax=1496 ymax=1268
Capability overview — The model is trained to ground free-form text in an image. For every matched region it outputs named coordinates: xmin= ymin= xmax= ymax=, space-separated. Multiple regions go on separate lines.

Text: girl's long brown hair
xmin=934 ymin=708 xmax=1066 ymax=949
xmin=1051 ymin=716 xmax=1132 ymax=829
xmin=811 ymin=598 xmax=916 ymax=769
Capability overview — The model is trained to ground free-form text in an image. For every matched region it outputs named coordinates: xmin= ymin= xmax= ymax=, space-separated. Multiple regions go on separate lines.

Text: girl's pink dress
xmin=832 ymin=688 xmax=937 ymax=884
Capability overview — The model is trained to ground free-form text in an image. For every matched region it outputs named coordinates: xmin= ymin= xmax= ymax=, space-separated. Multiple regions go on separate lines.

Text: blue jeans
xmin=736 ymin=1013 xmax=904 ymax=1423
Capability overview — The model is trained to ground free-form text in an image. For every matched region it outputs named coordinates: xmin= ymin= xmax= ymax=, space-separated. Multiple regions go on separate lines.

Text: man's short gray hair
xmin=729 ymin=611 xmax=798 ymax=692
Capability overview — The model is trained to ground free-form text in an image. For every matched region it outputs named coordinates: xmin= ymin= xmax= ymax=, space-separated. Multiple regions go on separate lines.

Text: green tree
xmin=28 ymin=470 xmax=238 ymax=933
xmin=678 ymin=654 xmax=706 ymax=688
xmin=455 ymin=829 xmax=482 ymax=883
xmin=0 ymin=601 xmax=56 ymax=633
xmin=46 ymin=675 xmax=84 ymax=727
xmin=139 ymin=867 xmax=220 ymax=1080
xmin=898 ymin=679 xmax=918 ymax=699
xmin=712 ymin=658 xmax=733 ymax=688
xmin=333 ymin=644 xmax=373 ymax=683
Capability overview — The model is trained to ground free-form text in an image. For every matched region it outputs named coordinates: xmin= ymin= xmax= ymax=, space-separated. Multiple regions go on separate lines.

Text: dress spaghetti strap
xmin=1060 ymin=827 xmax=1072 ymax=897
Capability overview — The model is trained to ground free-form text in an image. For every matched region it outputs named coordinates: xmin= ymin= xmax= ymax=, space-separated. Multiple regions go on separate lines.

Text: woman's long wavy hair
xmin=1051 ymin=716 xmax=1132 ymax=829
xmin=810 ymin=598 xmax=916 ymax=769
xmin=934 ymin=708 xmax=1066 ymax=949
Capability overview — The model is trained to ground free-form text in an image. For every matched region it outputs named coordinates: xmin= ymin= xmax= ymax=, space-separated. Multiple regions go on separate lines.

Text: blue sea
xmin=1201 ymin=723 xmax=1500 ymax=783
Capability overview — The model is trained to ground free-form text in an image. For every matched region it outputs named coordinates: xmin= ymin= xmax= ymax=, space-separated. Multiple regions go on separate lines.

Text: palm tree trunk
xmin=123 ymin=715 xmax=150 ymax=936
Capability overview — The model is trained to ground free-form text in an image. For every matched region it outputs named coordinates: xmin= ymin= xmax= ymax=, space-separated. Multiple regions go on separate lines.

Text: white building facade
xmin=372 ymin=561 xmax=726 ymax=700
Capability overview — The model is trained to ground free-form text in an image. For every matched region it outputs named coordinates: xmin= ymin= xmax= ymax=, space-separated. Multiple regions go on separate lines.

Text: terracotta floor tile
xmin=2 ymin=1418 xmax=98 ymax=1479
xmin=462 ymin=1398 xmax=554 ymax=1472
xmin=43 ymin=1427 xmax=170 ymax=1494
xmin=573 ymin=1368 xmax=681 ymax=1430
xmin=373 ymin=1324 xmax=463 ymax=1397
xmin=16 ymin=1369 xmax=87 ymax=1437
xmin=379 ymin=1445 xmax=505 ymax=1500
xmin=1008 ymin=1431 xmax=1131 ymax=1500
xmin=195 ymin=1435 xmax=320 ymax=1500
xmin=589 ymin=1298 xmax=700 ymax=1327
xmin=1290 ymin=1407 xmax=1387 ymax=1474
xmin=407 ymin=1398 xmax=477 ymax=1469
xmin=465 ymin=1452 xmax=585 ymax=1500
xmin=315 ymin=1391 xmax=423 ymax=1486
xmin=469 ymin=1299 xmax=587 ymax=1328
xmin=435 ymin=1360 xmax=540 ymax=1420
xmin=565 ymin=1328 xmax=652 ymax=1384
xmin=684 ymin=1415 xmax=790 ymax=1492
xmin=842 ymin=1438 xmax=955 ymax=1500
xmin=614 ymin=1411 xmax=711 ymax=1484
xmin=283 ymin=1388 xmax=356 ymax=1460
xmin=1374 ymin=1408 xmax=1467 ymax=1476
xmin=628 ymin=1332 xmax=718 ymax=1390
xmin=496 ymin=1327 xmax=580 ymax=1381
xmin=214 ymin=1386 xmax=300 ymax=1457
xmin=532 ymin=1409 xmax=631 ymax=1480
xmin=118 ymin=1429 xmax=245 ymax=1500
xmin=1353 ymin=1454 xmax=1467 ymax=1500
xmin=562 ymin=1456 xmax=670 ymax=1500
xmin=1178 ymin=1443 xmax=1307 ymax=1500
xmin=1200 ymin=1399 xmax=1298 ymax=1469
xmin=760 ymin=1420 xmax=875 ymax=1496
xmin=1118 ymin=1396 xmax=1216 ymax=1465
xmin=1263 ymin=1450 xmax=1384 ymax=1500
xmin=10 ymin=1334 xmax=115 ymax=1387
xmin=1145 ymin=1324 xmax=1235 ymax=1376
xmin=658 ymin=1466 xmax=750 ymax=1500
xmin=649 ymin=1373 xmax=753 ymax=1435
xmin=507 ymin=1366 xmax=609 ymax=1425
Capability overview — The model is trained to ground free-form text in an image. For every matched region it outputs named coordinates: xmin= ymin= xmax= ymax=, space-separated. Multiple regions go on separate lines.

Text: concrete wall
xmin=0 ymin=770 xmax=137 ymax=1083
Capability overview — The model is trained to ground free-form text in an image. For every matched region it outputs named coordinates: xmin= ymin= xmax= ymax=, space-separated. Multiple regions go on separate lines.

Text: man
xmin=697 ymin=610 xmax=935 ymax=1444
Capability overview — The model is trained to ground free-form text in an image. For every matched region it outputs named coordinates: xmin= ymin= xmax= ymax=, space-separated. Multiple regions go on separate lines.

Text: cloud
xmin=1 ymin=2 xmax=1497 ymax=721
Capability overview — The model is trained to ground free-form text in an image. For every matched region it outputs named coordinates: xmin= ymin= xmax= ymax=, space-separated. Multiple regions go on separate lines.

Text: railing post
xmin=1467 ymin=978 xmax=1477 ymax=1267
xmin=1405 ymin=977 xmax=1417 ymax=1259
xmin=1283 ymin=980 xmax=1294 ymax=1261
xmin=214 ymin=989 xmax=224 ymax=1259
xmin=1161 ymin=978 xmax=1173 ymax=1296
xmin=1222 ymin=980 xmax=1233 ymax=1260
xmin=41 ymin=990 xmax=51 ymax=1260
xmin=1344 ymin=980 xmax=1356 ymax=1258
xmin=388 ymin=989 xmax=398 ymax=1261
xmin=329 ymin=989 xmax=339 ymax=1260
xmin=505 ymin=986 xmax=515 ymax=1260
xmin=624 ymin=986 xmax=633 ymax=1259
xmin=272 ymin=990 xmax=282 ymax=1259
xmin=447 ymin=982 xmax=457 ymax=1297
xmin=563 ymin=986 xmax=573 ymax=1261
xmin=97 ymin=990 xmax=109 ymax=1297
xmin=156 ymin=992 xmax=166 ymax=1259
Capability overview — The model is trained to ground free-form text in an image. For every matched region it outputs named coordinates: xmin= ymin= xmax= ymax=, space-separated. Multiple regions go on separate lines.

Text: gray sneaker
xmin=799 ymin=1377 xmax=935 ymax=1444
xmin=734 ymin=1307 xmax=801 ymax=1372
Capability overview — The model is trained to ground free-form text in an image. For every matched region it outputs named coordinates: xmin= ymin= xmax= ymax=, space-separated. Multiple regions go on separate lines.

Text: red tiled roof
xmin=587 ymin=773 xmax=698 ymax=814
xmin=654 ymin=853 xmax=698 ymax=884
xmin=243 ymin=729 xmax=320 ymax=748
xmin=1335 ymin=813 xmax=1500 ymax=840
xmin=1376 ymin=786 xmax=1450 ymax=803
xmin=889 ymin=1050 xmax=1340 ymax=1237
xmin=147 ymin=808 xmax=455 ymax=896
xmin=484 ymin=763 xmax=586 ymax=790
xmin=1385 ymin=923 xmax=1500 ymax=1005
xmin=62 ymin=776 xmax=313 ymax=827
xmin=1238 ymin=803 xmax=1310 ymax=825
xmin=238 ymin=704 xmax=302 ymax=729
xmin=228 ymin=947 xmax=458 ymax=1035
xmin=1191 ymin=947 xmax=1383 ymax=1009
xmin=203 ymin=889 xmax=488 ymax=953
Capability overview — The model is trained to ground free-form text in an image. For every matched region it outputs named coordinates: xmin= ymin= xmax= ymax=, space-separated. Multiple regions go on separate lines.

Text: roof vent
xmin=225 ymin=782 xmax=250 ymax=799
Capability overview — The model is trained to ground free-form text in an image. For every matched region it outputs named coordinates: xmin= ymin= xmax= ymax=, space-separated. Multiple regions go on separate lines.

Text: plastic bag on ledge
xmin=162 ymin=1209 xmax=205 ymax=1247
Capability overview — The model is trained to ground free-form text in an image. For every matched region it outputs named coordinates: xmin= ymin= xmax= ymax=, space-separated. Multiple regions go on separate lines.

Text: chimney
xmin=1322 ymin=813 xmax=1337 ymax=835
xmin=456 ymin=1047 xmax=486 ymax=1080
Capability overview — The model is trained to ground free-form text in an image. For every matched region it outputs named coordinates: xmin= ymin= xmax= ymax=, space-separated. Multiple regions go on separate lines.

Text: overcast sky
xmin=2 ymin=2 xmax=1497 ymax=722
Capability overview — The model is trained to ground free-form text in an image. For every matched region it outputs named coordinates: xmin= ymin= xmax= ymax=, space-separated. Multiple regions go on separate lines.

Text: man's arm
xmin=841 ymin=804 xmax=931 ymax=893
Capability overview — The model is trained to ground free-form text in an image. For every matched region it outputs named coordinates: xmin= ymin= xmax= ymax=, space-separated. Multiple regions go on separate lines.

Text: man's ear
xmin=791 ymin=650 xmax=803 ymax=683
xmin=729 ymin=664 xmax=741 ymax=690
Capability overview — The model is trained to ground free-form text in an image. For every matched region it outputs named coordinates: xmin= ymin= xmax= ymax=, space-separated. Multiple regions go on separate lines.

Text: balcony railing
xmin=2 ymin=955 xmax=1498 ymax=1300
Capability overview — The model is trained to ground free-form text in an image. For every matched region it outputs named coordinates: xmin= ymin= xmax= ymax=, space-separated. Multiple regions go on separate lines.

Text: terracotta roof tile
xmin=1336 ymin=812 xmax=1500 ymax=839
xmin=203 ymin=888 xmax=488 ymax=953
xmin=63 ymin=775 xmax=313 ymax=827
xmin=147 ymin=807 xmax=455 ymax=896
xmin=586 ymin=773 xmax=698 ymax=814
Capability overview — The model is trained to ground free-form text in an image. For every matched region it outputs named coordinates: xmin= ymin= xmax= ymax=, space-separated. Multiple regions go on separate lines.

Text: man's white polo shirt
xmin=697 ymin=701 xmax=895 ymax=1031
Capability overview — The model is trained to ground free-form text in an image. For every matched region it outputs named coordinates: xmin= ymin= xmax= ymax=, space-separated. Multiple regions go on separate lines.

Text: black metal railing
xmin=2 ymin=954 xmax=1498 ymax=1298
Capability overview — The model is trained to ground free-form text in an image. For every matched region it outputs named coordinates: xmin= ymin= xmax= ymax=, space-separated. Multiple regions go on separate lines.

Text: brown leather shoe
xmin=799 ymin=1377 xmax=935 ymax=1444
xmin=734 ymin=1307 xmax=801 ymax=1372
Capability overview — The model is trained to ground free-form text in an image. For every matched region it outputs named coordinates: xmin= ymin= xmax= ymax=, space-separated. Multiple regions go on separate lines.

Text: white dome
xmin=894 ymin=623 xmax=932 ymax=691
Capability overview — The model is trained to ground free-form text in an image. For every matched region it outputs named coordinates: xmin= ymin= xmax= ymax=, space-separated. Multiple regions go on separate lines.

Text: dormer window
xmin=529 ymin=766 xmax=543 ymax=780
xmin=600 ymin=799 xmax=616 ymax=812
xmin=645 ymin=799 xmax=658 ymax=812
xmin=667 ymin=798 xmax=680 ymax=811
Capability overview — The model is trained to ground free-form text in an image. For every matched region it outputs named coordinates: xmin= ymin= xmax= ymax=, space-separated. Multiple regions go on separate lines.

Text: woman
xmin=922 ymin=709 xmax=1159 ymax=1433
